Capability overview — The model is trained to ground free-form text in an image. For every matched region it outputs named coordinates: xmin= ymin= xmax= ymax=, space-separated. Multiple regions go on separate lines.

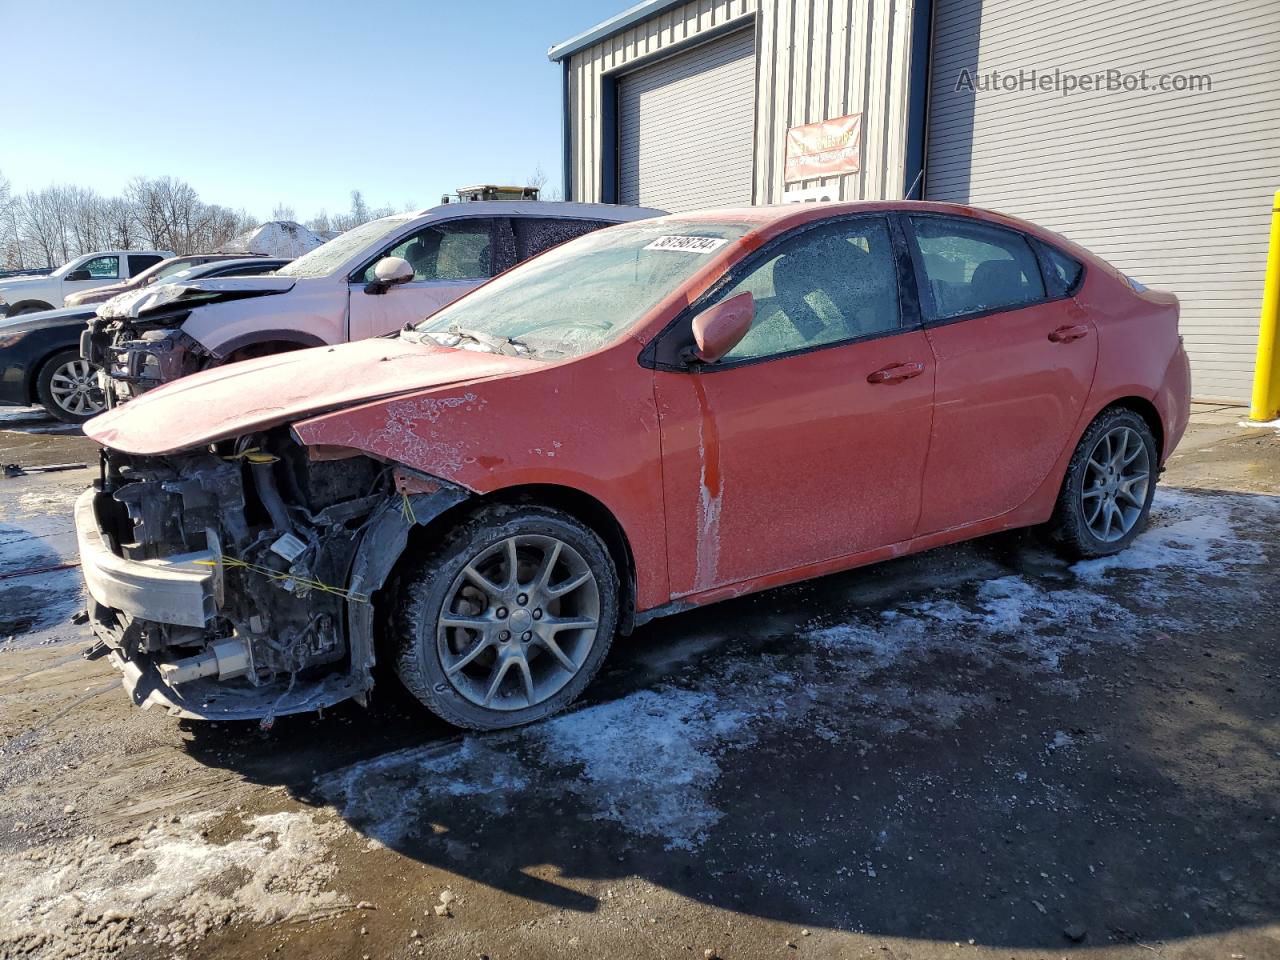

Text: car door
xmin=651 ymin=215 xmax=935 ymax=598
xmin=904 ymin=214 xmax=1098 ymax=534
xmin=346 ymin=217 xmax=500 ymax=341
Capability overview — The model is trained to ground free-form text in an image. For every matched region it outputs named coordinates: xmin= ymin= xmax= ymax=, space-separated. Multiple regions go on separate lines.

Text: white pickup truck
xmin=0 ymin=249 xmax=174 ymax=317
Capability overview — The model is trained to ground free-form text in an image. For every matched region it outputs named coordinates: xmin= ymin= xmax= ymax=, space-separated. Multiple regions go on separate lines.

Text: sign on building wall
xmin=784 ymin=113 xmax=863 ymax=182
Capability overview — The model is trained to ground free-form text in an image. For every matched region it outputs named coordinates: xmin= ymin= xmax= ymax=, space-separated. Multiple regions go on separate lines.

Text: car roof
xmin=652 ymin=200 xmax=1072 ymax=244
xmin=409 ymin=200 xmax=666 ymax=222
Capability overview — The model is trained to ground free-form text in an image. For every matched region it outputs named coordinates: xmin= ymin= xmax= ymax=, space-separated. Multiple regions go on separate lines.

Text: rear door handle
xmin=1048 ymin=324 xmax=1090 ymax=343
xmin=867 ymin=361 xmax=926 ymax=384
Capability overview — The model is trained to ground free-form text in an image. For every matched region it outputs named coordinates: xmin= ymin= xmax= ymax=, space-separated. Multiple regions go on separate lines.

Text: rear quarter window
xmin=1036 ymin=242 xmax=1084 ymax=297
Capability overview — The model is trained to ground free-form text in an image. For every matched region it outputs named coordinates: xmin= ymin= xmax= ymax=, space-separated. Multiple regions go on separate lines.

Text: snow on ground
xmin=3 ymin=480 xmax=1276 ymax=954
xmin=322 ymin=487 xmax=1277 ymax=854
xmin=1 ymin=809 xmax=345 ymax=957
xmin=0 ymin=406 xmax=48 ymax=424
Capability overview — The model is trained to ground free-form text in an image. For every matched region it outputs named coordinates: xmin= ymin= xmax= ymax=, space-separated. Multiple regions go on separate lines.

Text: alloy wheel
xmin=437 ymin=534 xmax=601 ymax=711
xmin=1081 ymin=425 xmax=1151 ymax=542
xmin=48 ymin=358 xmax=104 ymax=418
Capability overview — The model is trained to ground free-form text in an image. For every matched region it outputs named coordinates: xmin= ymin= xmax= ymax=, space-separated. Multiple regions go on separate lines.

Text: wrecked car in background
xmin=0 ymin=258 xmax=290 ymax=423
xmin=83 ymin=199 xmax=663 ymax=406
xmin=74 ymin=201 xmax=1190 ymax=730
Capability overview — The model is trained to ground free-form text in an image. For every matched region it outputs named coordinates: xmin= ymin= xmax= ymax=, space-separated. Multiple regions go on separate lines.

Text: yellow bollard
xmin=1249 ymin=189 xmax=1280 ymax=421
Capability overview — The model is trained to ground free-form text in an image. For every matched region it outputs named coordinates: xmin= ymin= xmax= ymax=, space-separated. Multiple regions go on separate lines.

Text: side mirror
xmin=363 ymin=256 xmax=414 ymax=295
xmin=66 ymin=269 xmax=91 ymax=281
xmin=685 ymin=291 xmax=754 ymax=365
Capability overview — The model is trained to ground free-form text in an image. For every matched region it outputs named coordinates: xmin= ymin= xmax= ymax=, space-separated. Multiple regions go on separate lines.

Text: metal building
xmin=549 ymin=0 xmax=1280 ymax=403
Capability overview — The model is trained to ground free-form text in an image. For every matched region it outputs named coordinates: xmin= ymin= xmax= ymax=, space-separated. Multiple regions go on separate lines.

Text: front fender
xmin=344 ymin=483 xmax=471 ymax=689
xmin=292 ymin=347 xmax=670 ymax=610
xmin=182 ymin=281 xmax=347 ymax=356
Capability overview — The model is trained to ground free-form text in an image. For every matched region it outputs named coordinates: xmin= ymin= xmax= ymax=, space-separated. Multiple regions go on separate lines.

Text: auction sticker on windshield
xmin=643 ymin=235 xmax=730 ymax=253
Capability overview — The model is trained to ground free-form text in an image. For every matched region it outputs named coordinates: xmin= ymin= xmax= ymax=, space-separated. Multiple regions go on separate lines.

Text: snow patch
xmin=1072 ymin=488 xmax=1276 ymax=582
xmin=319 ymin=738 xmax=530 ymax=847
xmin=1 ymin=810 xmax=345 ymax=957
xmin=222 ymin=220 xmax=326 ymax=258
xmin=535 ymin=689 xmax=753 ymax=850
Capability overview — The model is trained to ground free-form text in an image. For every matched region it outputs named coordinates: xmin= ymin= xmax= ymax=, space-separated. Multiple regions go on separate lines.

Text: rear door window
xmin=908 ymin=217 xmax=1046 ymax=320
xmin=513 ymin=218 xmax=611 ymax=261
xmin=128 ymin=254 xmax=164 ymax=276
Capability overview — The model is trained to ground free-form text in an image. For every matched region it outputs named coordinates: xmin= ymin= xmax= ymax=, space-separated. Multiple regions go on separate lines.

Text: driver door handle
xmin=1048 ymin=324 xmax=1090 ymax=343
xmin=867 ymin=361 xmax=926 ymax=384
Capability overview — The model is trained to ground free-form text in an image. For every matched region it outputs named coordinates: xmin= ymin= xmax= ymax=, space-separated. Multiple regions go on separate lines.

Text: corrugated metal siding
xmin=618 ymin=29 xmax=757 ymax=210
xmin=925 ymin=0 xmax=1280 ymax=403
xmin=565 ymin=0 xmax=757 ymax=204
xmin=753 ymin=0 xmax=917 ymax=203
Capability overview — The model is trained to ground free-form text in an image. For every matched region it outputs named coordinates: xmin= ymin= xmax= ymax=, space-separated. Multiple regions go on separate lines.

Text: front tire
xmin=1047 ymin=407 xmax=1158 ymax=559
xmin=9 ymin=302 xmax=54 ymax=317
xmin=36 ymin=350 xmax=105 ymax=423
xmin=394 ymin=504 xmax=618 ymax=730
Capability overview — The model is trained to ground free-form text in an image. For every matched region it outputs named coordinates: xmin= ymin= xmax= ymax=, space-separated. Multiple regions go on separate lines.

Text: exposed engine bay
xmin=83 ymin=278 xmax=295 ymax=404
xmin=83 ymin=311 xmax=207 ymax=405
xmin=80 ymin=430 xmax=467 ymax=722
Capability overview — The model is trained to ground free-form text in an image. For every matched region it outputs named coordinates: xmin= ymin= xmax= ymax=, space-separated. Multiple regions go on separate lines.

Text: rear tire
xmin=36 ymin=350 xmax=105 ymax=423
xmin=394 ymin=504 xmax=618 ymax=730
xmin=1046 ymin=407 xmax=1158 ymax=560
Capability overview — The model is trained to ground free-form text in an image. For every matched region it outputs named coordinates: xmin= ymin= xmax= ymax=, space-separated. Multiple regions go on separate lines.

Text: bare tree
xmin=272 ymin=202 xmax=296 ymax=222
xmin=0 ymin=170 xmax=20 ymax=268
xmin=529 ymin=164 xmax=563 ymax=201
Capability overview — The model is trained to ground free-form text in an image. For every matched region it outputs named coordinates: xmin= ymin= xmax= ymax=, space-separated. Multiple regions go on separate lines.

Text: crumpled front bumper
xmin=75 ymin=487 xmax=218 ymax=628
xmin=75 ymin=486 xmax=368 ymax=721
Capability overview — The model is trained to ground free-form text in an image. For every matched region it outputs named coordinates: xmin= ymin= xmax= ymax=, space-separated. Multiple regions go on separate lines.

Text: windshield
xmin=408 ymin=219 xmax=751 ymax=360
xmin=146 ymin=258 xmax=202 ymax=283
xmin=276 ymin=216 xmax=414 ymax=279
xmin=50 ymin=255 xmax=88 ymax=279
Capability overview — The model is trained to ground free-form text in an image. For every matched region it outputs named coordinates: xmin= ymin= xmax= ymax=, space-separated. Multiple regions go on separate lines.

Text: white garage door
xmin=925 ymin=0 xmax=1280 ymax=402
xmin=618 ymin=27 xmax=756 ymax=212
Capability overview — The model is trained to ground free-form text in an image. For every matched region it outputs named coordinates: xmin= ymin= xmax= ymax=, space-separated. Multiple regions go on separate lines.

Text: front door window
xmin=362 ymin=219 xmax=494 ymax=282
xmin=77 ymin=255 xmax=120 ymax=279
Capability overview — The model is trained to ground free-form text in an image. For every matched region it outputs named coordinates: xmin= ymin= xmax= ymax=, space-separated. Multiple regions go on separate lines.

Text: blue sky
xmin=0 ymin=0 xmax=617 ymax=220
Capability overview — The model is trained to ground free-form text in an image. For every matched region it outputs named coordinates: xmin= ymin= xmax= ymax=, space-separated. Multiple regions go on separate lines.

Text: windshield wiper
xmin=447 ymin=325 xmax=531 ymax=357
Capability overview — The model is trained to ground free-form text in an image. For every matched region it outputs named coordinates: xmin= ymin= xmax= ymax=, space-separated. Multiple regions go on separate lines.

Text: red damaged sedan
xmin=75 ymin=201 xmax=1190 ymax=729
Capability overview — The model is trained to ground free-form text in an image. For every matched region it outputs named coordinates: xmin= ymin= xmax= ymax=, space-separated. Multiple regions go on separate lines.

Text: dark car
xmin=0 ymin=257 xmax=290 ymax=423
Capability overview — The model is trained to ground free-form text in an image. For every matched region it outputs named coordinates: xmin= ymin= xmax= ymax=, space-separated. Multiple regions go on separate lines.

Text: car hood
xmin=0 ymin=305 xmax=96 ymax=332
xmin=83 ymin=336 xmax=537 ymax=456
xmin=0 ymin=274 xmax=47 ymax=294
xmin=97 ymin=275 xmax=297 ymax=320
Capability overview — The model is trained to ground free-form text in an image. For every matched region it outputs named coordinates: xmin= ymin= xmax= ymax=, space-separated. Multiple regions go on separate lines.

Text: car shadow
xmin=180 ymin=488 xmax=1280 ymax=948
